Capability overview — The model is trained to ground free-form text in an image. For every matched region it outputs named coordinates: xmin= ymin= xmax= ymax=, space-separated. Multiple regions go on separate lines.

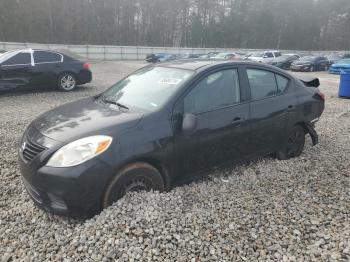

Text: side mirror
xmin=182 ymin=113 xmax=197 ymax=135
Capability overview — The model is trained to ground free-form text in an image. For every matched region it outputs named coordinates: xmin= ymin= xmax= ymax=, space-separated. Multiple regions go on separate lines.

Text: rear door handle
xmin=286 ymin=105 xmax=296 ymax=112
xmin=232 ymin=117 xmax=245 ymax=126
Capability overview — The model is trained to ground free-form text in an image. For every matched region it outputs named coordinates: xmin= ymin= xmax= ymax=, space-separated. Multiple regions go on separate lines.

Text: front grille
xmin=22 ymin=137 xmax=47 ymax=162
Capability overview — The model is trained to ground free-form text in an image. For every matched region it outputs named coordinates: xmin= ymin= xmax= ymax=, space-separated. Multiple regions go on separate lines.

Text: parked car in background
xmin=211 ymin=52 xmax=241 ymax=60
xmin=178 ymin=53 xmax=202 ymax=59
xmin=145 ymin=53 xmax=175 ymax=63
xmin=290 ymin=56 xmax=330 ymax=72
xmin=19 ymin=60 xmax=324 ymax=217
xmin=329 ymin=58 xmax=350 ymax=74
xmin=0 ymin=49 xmax=92 ymax=91
xmin=267 ymin=54 xmax=300 ymax=70
xmin=326 ymin=54 xmax=343 ymax=65
xmin=245 ymin=50 xmax=282 ymax=63
xmin=200 ymin=52 xmax=220 ymax=59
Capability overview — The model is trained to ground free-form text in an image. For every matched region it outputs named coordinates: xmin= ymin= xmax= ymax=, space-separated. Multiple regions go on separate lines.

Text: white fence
xmin=0 ymin=41 xmax=347 ymax=61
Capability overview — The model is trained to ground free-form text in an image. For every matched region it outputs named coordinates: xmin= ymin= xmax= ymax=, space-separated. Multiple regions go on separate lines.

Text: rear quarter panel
xmin=294 ymin=80 xmax=325 ymax=123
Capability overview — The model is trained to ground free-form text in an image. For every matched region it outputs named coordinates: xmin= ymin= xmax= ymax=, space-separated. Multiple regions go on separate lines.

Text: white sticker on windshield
xmin=158 ymin=78 xmax=182 ymax=85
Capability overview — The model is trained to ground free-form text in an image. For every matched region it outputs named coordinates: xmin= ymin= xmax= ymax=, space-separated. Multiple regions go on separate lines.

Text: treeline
xmin=0 ymin=0 xmax=349 ymax=50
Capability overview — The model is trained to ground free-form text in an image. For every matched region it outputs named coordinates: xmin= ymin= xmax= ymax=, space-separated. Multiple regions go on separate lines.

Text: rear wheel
xmin=102 ymin=162 xmax=165 ymax=208
xmin=276 ymin=125 xmax=305 ymax=160
xmin=57 ymin=73 xmax=77 ymax=91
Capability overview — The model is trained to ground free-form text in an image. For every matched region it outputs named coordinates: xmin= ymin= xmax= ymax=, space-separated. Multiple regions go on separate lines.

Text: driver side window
xmin=184 ymin=69 xmax=240 ymax=114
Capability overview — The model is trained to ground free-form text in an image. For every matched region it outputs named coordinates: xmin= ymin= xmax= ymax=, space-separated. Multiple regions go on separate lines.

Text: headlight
xmin=46 ymin=136 xmax=113 ymax=167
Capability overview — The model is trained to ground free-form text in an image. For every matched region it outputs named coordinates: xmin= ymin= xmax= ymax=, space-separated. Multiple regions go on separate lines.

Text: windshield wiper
xmin=100 ymin=95 xmax=129 ymax=110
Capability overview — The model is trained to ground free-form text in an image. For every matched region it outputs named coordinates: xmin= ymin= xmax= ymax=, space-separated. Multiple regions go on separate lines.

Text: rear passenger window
xmin=247 ymin=69 xmax=277 ymax=100
xmin=276 ymin=74 xmax=289 ymax=94
xmin=34 ymin=51 xmax=62 ymax=63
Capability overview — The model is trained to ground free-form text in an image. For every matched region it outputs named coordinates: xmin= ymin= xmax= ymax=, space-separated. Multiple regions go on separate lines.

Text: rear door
xmin=0 ymin=52 xmax=32 ymax=87
xmin=245 ymin=67 xmax=296 ymax=155
xmin=32 ymin=51 xmax=63 ymax=87
xmin=173 ymin=67 xmax=250 ymax=180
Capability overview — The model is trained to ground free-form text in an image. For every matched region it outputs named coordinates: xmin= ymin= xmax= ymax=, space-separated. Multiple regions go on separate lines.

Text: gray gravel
xmin=0 ymin=62 xmax=349 ymax=261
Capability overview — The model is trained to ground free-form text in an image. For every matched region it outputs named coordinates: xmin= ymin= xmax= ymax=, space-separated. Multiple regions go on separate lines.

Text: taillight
xmin=317 ymin=91 xmax=325 ymax=101
xmin=83 ymin=63 xmax=90 ymax=70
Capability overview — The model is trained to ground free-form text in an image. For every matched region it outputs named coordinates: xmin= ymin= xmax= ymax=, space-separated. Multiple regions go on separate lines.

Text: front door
xmin=174 ymin=67 xmax=250 ymax=181
xmin=0 ymin=52 xmax=32 ymax=87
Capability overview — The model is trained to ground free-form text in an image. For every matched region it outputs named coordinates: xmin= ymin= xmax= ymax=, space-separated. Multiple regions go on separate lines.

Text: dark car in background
xmin=19 ymin=60 xmax=325 ymax=217
xmin=290 ymin=56 xmax=330 ymax=72
xmin=178 ymin=53 xmax=202 ymax=59
xmin=0 ymin=49 xmax=92 ymax=91
xmin=267 ymin=54 xmax=300 ymax=70
xmin=145 ymin=53 xmax=175 ymax=63
xmin=329 ymin=58 xmax=350 ymax=74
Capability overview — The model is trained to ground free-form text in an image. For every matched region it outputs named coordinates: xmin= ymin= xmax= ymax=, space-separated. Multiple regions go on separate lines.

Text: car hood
xmin=332 ymin=63 xmax=350 ymax=68
xmin=34 ymin=97 xmax=144 ymax=142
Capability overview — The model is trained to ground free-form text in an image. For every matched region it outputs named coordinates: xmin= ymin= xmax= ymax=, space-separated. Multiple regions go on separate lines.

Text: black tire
xmin=102 ymin=162 xmax=165 ymax=208
xmin=276 ymin=125 xmax=306 ymax=160
xmin=57 ymin=72 xmax=77 ymax=92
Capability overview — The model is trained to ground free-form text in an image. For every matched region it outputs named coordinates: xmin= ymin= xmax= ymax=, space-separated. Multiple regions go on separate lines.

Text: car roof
xmin=155 ymin=59 xmax=284 ymax=72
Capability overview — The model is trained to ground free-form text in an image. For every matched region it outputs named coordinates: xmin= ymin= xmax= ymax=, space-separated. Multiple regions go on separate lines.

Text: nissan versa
xmin=19 ymin=60 xmax=325 ymax=217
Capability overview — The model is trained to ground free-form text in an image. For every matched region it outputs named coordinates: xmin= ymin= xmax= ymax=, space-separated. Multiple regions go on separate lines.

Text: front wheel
xmin=276 ymin=125 xmax=305 ymax=160
xmin=102 ymin=162 xmax=165 ymax=209
xmin=57 ymin=73 xmax=77 ymax=91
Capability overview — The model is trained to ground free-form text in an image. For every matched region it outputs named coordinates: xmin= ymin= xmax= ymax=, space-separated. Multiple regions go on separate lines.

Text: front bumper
xmin=20 ymin=156 xmax=113 ymax=218
xmin=19 ymin=126 xmax=114 ymax=218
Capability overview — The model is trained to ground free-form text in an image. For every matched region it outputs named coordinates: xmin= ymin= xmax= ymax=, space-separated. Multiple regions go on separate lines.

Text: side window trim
xmin=33 ymin=51 xmax=64 ymax=65
xmin=183 ymin=67 xmax=243 ymax=115
xmin=245 ymin=67 xmax=292 ymax=102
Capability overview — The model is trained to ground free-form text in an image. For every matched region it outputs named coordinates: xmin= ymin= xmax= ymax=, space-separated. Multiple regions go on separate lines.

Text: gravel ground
xmin=0 ymin=61 xmax=349 ymax=261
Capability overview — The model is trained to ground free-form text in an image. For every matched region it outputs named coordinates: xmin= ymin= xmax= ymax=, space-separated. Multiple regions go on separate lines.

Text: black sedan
xmin=0 ymin=49 xmax=92 ymax=91
xmin=19 ymin=60 xmax=325 ymax=217
xmin=290 ymin=56 xmax=330 ymax=72
xmin=267 ymin=55 xmax=300 ymax=70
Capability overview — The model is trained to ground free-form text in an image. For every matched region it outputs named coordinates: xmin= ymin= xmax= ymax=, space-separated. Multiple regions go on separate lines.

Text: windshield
xmin=299 ymin=56 xmax=316 ymax=62
xmin=336 ymin=59 xmax=350 ymax=64
xmin=0 ymin=51 xmax=17 ymax=63
xmin=101 ymin=67 xmax=194 ymax=111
